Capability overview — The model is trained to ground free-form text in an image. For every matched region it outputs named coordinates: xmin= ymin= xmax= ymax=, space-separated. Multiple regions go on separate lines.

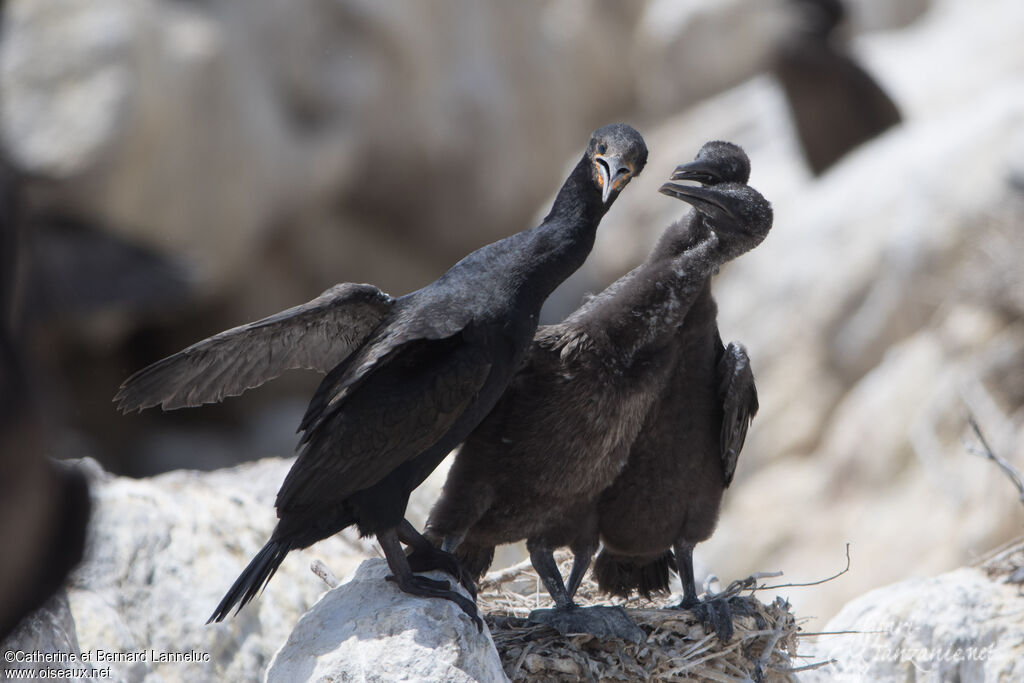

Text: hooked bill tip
xmin=658 ymin=182 xmax=684 ymax=197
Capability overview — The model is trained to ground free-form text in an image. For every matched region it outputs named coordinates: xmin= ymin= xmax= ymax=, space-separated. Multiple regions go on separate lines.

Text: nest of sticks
xmin=477 ymin=553 xmax=812 ymax=682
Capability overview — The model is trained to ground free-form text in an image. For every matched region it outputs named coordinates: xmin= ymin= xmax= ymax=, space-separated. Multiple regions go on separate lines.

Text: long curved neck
xmin=431 ymin=153 xmax=608 ymax=327
xmin=649 ymin=214 xmax=709 ymax=262
xmin=520 ymin=154 xmax=606 ymax=302
xmin=544 ymin=154 xmax=605 ymax=226
xmin=568 ymin=215 xmax=721 ymax=360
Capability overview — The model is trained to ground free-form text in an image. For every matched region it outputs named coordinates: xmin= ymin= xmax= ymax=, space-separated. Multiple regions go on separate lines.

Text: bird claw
xmin=673 ymin=596 xmax=734 ymax=642
xmin=385 ymin=573 xmax=450 ymax=591
xmin=406 ymin=544 xmax=478 ymax=600
xmin=387 ymin=572 xmax=483 ymax=633
xmin=528 ymin=604 xmax=645 ymax=643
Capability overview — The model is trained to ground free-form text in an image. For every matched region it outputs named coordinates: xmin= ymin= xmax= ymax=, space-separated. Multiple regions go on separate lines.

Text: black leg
xmin=528 ymin=540 xmax=573 ymax=608
xmin=526 ymin=538 xmax=644 ymax=643
xmin=670 ymin=539 xmax=733 ymax=641
xmin=379 ymin=527 xmax=482 ymax=632
xmin=674 ymin=541 xmax=699 ymax=608
xmin=564 ymin=534 xmax=597 ymax=603
xmin=398 ymin=519 xmax=477 ymax=599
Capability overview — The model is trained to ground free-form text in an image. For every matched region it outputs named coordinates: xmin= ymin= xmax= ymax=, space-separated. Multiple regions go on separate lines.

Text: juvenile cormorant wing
xmin=717 ymin=340 xmax=759 ymax=487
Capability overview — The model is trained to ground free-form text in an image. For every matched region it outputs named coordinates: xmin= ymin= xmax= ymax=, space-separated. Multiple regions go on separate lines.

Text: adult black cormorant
xmin=594 ymin=142 xmax=767 ymax=641
xmin=773 ymin=0 xmax=901 ymax=174
xmin=426 ymin=142 xmax=770 ymax=639
xmin=114 ymin=124 xmax=648 ymax=628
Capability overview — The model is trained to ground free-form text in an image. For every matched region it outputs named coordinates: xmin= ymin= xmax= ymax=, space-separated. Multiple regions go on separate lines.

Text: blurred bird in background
xmin=771 ymin=0 xmax=902 ymax=174
xmin=0 ymin=149 xmax=91 ymax=642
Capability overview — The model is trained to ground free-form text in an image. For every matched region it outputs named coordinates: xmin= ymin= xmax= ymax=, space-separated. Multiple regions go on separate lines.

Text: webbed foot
xmin=406 ymin=543 xmax=478 ymax=599
xmin=528 ymin=604 xmax=645 ymax=643
xmin=386 ymin=573 xmax=450 ymax=591
xmin=673 ymin=596 xmax=734 ymax=642
xmin=387 ymin=572 xmax=483 ymax=632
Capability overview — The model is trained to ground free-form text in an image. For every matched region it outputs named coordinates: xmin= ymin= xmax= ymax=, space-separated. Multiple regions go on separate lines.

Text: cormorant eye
xmin=597 ymin=143 xmax=607 ymax=155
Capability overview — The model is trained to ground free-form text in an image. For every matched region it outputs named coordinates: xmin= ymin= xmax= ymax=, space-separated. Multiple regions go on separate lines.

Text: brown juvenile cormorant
xmin=773 ymin=0 xmax=901 ymax=174
xmin=114 ymin=124 xmax=648 ymax=628
xmin=425 ymin=141 xmax=771 ymax=640
xmin=594 ymin=142 xmax=767 ymax=641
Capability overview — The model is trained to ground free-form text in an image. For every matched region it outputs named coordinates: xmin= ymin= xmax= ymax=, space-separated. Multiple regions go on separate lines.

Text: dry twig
xmin=310 ymin=559 xmax=340 ymax=588
xmin=965 ymin=413 xmax=1024 ymax=506
xmin=760 ymin=544 xmax=851 ymax=591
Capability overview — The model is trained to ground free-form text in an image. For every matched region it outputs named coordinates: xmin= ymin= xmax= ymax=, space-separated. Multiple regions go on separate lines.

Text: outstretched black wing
xmin=718 ymin=341 xmax=758 ymax=487
xmin=114 ymin=283 xmax=393 ymax=412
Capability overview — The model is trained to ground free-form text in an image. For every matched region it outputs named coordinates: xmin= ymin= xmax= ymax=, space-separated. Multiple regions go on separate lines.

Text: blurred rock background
xmin=3 ymin=0 xmax=1022 ymax=640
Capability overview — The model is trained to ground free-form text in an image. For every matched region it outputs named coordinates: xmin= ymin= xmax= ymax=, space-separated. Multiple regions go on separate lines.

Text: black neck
xmin=544 ymin=155 xmax=606 ymax=228
xmin=523 ymin=155 xmax=606 ymax=301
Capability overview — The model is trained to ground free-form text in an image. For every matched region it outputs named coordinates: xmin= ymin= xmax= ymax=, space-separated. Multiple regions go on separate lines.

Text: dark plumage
xmin=1 ymin=159 xmax=19 ymax=329
xmin=426 ymin=141 xmax=770 ymax=639
xmin=22 ymin=214 xmax=191 ymax=324
xmin=595 ymin=142 xmax=769 ymax=641
xmin=0 ymin=158 xmax=91 ymax=640
xmin=114 ymin=123 xmax=648 ymax=627
xmin=773 ymin=0 xmax=902 ymax=174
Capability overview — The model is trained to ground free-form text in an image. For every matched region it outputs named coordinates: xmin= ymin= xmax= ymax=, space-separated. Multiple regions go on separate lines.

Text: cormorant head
xmin=658 ymin=181 xmax=773 ymax=258
xmin=587 ymin=124 xmax=648 ymax=205
xmin=669 ymin=140 xmax=750 ymax=186
xmin=791 ymin=0 xmax=845 ymax=38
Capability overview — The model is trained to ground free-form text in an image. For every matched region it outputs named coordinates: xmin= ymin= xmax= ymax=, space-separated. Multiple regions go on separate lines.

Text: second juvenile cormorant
xmin=594 ymin=142 xmax=768 ymax=641
xmin=773 ymin=0 xmax=901 ymax=174
xmin=114 ymin=124 xmax=648 ymax=628
xmin=426 ymin=141 xmax=771 ymax=640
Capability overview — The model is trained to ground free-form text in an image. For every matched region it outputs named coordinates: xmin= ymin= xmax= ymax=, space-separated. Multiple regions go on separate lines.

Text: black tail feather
xmin=207 ymin=539 xmax=290 ymax=623
xmin=593 ymin=548 xmax=675 ymax=600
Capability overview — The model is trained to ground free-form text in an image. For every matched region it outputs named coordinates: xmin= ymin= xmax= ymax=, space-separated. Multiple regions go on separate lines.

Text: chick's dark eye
xmin=597 ymin=143 xmax=607 ymax=155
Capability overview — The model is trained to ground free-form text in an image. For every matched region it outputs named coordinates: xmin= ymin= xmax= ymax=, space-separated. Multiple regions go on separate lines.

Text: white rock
xmin=0 ymin=594 xmax=101 ymax=680
xmin=630 ymin=0 xmax=933 ymax=121
xmin=0 ymin=0 xmax=134 ymax=177
xmin=0 ymin=452 xmax=466 ymax=681
xmin=631 ymin=0 xmax=794 ymax=118
xmin=845 ymin=0 xmax=931 ymax=32
xmin=0 ymin=457 xmax=371 ymax=682
xmin=802 ymin=567 xmax=1024 ymax=682
xmin=267 ymin=559 xmax=505 ymax=683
